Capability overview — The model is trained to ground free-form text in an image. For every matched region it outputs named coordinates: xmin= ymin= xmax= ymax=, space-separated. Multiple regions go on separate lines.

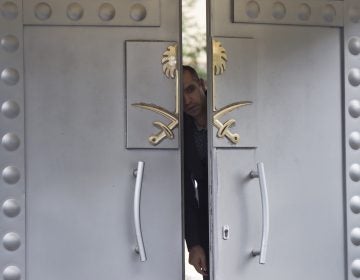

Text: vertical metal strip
xmin=344 ymin=0 xmax=360 ymax=279
xmin=0 ymin=0 xmax=25 ymax=279
xmin=211 ymin=148 xmax=219 ymax=280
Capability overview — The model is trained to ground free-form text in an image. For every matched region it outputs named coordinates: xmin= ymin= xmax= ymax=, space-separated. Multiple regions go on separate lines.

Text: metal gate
xmin=0 ymin=1 xmax=182 ymax=280
xmin=208 ymin=1 xmax=360 ymax=280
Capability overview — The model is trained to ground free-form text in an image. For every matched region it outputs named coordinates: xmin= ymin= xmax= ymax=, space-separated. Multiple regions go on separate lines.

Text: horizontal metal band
xmin=23 ymin=0 xmax=160 ymax=26
xmin=233 ymin=0 xmax=344 ymax=27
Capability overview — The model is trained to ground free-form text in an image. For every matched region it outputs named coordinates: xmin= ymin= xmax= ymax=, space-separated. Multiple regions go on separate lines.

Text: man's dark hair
xmin=183 ymin=65 xmax=200 ymax=81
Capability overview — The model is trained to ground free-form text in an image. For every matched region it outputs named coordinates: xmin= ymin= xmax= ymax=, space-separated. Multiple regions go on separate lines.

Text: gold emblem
xmin=161 ymin=45 xmax=177 ymax=79
xmin=132 ymin=103 xmax=179 ymax=145
xmin=213 ymin=102 xmax=252 ymax=144
xmin=132 ymin=44 xmax=179 ymax=146
xmin=213 ymin=40 xmax=228 ymax=76
xmin=212 ymin=40 xmax=252 ymax=144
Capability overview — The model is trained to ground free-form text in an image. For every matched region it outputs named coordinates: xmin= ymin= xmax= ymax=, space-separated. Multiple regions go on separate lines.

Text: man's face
xmin=183 ymin=70 xmax=206 ymax=118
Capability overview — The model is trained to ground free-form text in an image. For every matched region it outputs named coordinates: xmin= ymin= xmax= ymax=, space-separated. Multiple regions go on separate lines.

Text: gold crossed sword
xmin=132 ymin=103 xmax=179 ymax=145
xmin=213 ymin=101 xmax=252 ymax=144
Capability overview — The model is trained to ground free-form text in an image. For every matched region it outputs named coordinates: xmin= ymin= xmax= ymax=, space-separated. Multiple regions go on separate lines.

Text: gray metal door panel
xmin=209 ymin=1 xmax=345 ymax=279
xmin=214 ymin=149 xmax=261 ymax=279
xmin=20 ymin=5 xmax=181 ymax=280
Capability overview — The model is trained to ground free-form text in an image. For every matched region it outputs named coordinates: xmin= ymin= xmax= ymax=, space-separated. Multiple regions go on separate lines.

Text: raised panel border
xmin=233 ymin=0 xmax=344 ymax=27
xmin=23 ymin=0 xmax=160 ymax=26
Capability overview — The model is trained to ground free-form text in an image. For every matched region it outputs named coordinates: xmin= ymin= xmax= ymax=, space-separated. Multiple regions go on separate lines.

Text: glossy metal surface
xmin=2 ymin=199 xmax=21 ymax=217
xmin=0 ymin=34 xmax=19 ymax=52
xmin=210 ymin=2 xmax=344 ymax=278
xmin=250 ymin=162 xmax=269 ymax=264
xmin=1 ymin=68 xmax=19 ymax=85
xmin=351 ymin=228 xmax=360 ymax=246
xmin=2 ymin=232 xmax=21 ymax=251
xmin=352 ymin=260 xmax=360 ymax=278
xmin=2 ymin=132 xmax=20 ymax=151
xmin=2 ymin=266 xmax=21 ymax=280
xmin=350 ymin=164 xmax=360 ymax=182
xmin=133 ymin=161 xmax=146 ymax=262
xmin=349 ymin=37 xmax=360 ymax=55
xmin=350 ymin=196 xmax=360 ymax=214
xmin=1 ymin=100 xmax=20 ymax=119
xmin=2 ymin=166 xmax=20 ymax=184
xmin=349 ymin=100 xmax=360 ymax=118
xmin=23 ymin=0 xmax=181 ymax=278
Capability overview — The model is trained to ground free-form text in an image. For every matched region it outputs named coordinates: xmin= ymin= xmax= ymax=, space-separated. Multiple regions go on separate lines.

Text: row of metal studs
xmin=1 ymin=1 xmax=24 ymax=279
xmin=27 ymin=1 xmax=148 ymax=22
xmin=234 ymin=0 xmax=345 ymax=26
xmin=345 ymin=0 xmax=360 ymax=279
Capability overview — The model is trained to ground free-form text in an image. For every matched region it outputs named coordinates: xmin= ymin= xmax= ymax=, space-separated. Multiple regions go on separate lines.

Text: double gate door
xmin=0 ymin=0 xmax=358 ymax=279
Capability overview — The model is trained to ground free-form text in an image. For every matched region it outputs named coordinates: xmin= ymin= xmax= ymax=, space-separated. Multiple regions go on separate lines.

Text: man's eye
xmin=186 ymin=86 xmax=195 ymax=93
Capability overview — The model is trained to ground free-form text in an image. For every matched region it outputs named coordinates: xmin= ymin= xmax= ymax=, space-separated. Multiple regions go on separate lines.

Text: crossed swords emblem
xmin=132 ymin=41 xmax=252 ymax=146
xmin=213 ymin=101 xmax=252 ymax=143
xmin=212 ymin=40 xmax=252 ymax=144
xmin=131 ymin=103 xmax=178 ymax=145
xmin=132 ymin=44 xmax=179 ymax=146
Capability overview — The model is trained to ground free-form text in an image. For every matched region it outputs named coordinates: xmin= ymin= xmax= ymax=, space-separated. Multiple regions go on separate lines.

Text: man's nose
xmin=183 ymin=94 xmax=191 ymax=105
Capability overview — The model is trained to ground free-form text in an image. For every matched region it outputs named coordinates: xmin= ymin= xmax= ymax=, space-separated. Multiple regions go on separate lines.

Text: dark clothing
xmin=184 ymin=114 xmax=209 ymax=279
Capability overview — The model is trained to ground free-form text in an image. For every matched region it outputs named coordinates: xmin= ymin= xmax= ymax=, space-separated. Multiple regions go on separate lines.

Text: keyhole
xmin=222 ymin=225 xmax=230 ymax=240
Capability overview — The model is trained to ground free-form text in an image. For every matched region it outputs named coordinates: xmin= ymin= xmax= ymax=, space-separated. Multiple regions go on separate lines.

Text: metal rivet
xmin=352 ymin=259 xmax=360 ymax=277
xmin=350 ymin=196 xmax=360 ymax=214
xmin=246 ymin=1 xmax=260 ymax=19
xmin=350 ymin=132 xmax=360 ymax=150
xmin=349 ymin=100 xmax=360 ymax=118
xmin=1 ymin=101 xmax=20 ymax=119
xmin=67 ymin=3 xmax=84 ymax=21
xmin=34 ymin=2 xmax=52 ymax=21
xmin=2 ymin=166 xmax=20 ymax=185
xmin=98 ymin=3 xmax=115 ymax=21
xmin=3 ymin=266 xmax=21 ymax=280
xmin=2 ymin=133 xmax=20 ymax=151
xmin=2 ymin=199 xmax=21 ymax=217
xmin=3 ymin=232 xmax=21 ymax=251
xmin=351 ymin=228 xmax=360 ymax=246
xmin=272 ymin=2 xmax=286 ymax=20
xmin=349 ymin=37 xmax=360 ymax=56
xmin=1 ymin=2 xmax=18 ymax=20
xmin=350 ymin=164 xmax=360 ymax=182
xmin=349 ymin=69 xmax=360 ymax=87
xmin=1 ymin=35 xmax=19 ymax=53
xmin=130 ymin=3 xmax=147 ymax=21
xmin=349 ymin=6 xmax=360 ymax=23
xmin=322 ymin=4 xmax=336 ymax=23
xmin=298 ymin=3 xmax=311 ymax=21
xmin=1 ymin=68 xmax=19 ymax=86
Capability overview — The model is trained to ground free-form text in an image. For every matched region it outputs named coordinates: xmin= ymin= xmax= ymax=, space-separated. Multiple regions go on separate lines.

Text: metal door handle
xmin=250 ymin=162 xmax=269 ymax=264
xmin=133 ymin=161 xmax=147 ymax=262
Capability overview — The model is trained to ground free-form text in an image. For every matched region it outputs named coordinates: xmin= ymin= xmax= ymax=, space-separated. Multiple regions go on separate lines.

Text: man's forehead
xmin=183 ymin=70 xmax=198 ymax=83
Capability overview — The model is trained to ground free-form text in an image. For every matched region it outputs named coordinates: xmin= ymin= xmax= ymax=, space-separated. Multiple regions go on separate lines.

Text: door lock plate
xmin=222 ymin=225 xmax=230 ymax=240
